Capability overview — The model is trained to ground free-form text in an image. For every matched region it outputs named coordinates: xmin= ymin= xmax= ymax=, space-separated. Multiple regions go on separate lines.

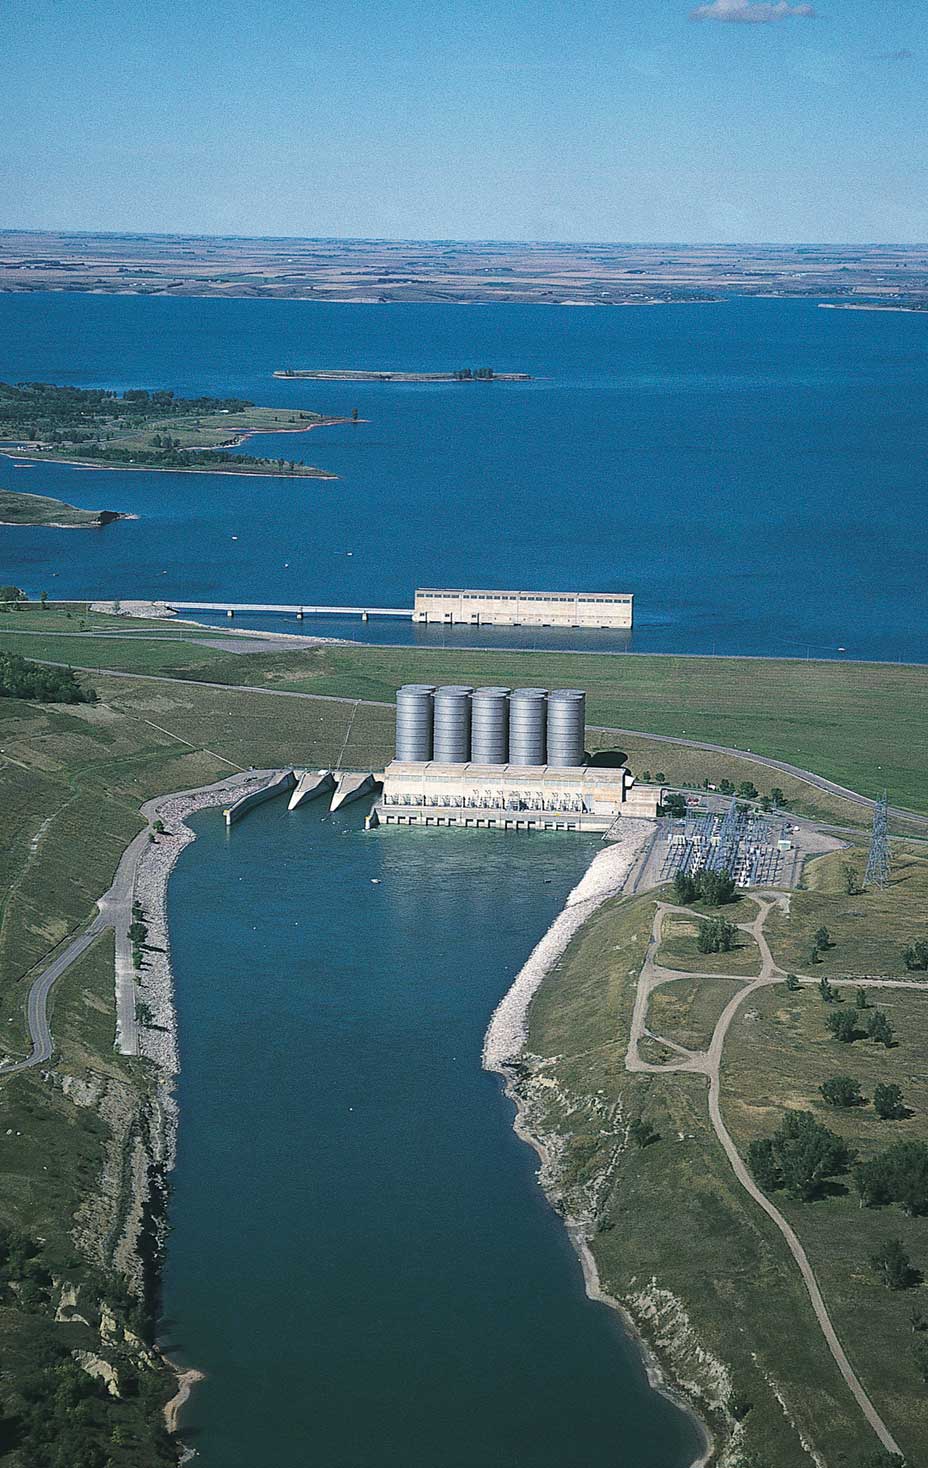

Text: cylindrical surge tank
xmin=395 ymin=684 xmax=435 ymax=762
xmin=470 ymin=687 xmax=510 ymax=764
xmin=432 ymin=685 xmax=473 ymax=763
xmin=508 ymin=688 xmax=548 ymax=765
xmin=546 ymin=689 xmax=586 ymax=767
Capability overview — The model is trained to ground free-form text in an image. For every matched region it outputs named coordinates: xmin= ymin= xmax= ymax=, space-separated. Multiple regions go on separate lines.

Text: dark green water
xmin=162 ymin=799 xmax=702 ymax=1467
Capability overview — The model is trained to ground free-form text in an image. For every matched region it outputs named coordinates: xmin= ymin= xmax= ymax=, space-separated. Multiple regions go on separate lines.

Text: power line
xmin=865 ymin=792 xmax=891 ymax=891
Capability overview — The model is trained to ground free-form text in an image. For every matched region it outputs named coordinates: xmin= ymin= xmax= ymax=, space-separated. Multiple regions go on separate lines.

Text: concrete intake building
xmin=373 ymin=685 xmax=660 ymax=832
xmin=413 ymin=588 xmax=633 ymax=629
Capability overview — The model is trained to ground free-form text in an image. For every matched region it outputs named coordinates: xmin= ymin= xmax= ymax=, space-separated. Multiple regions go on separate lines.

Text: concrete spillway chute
xmin=330 ymin=773 xmax=380 ymax=813
xmin=288 ymin=770 xmax=336 ymax=810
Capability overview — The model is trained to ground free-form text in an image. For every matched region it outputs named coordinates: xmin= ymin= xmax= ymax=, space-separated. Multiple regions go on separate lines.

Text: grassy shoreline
xmin=0 ymin=487 xmax=127 ymax=527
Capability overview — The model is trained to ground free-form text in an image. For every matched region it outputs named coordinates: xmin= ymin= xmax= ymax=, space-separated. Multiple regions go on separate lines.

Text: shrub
xmin=871 ymin=1237 xmax=915 ymax=1290
xmin=820 ymin=1075 xmax=862 ymax=1108
xmin=827 ymin=1010 xmax=859 ymax=1043
xmin=874 ymin=1083 xmax=906 ymax=1121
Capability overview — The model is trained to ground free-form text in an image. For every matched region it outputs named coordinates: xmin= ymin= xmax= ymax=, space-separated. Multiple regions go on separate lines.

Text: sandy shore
xmin=162 ymin=1358 xmax=207 ymax=1435
xmin=483 ymin=820 xmax=714 ymax=1468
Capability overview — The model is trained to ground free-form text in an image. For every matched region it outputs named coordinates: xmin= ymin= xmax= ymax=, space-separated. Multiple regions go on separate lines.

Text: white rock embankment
xmin=482 ymin=819 xmax=653 ymax=1072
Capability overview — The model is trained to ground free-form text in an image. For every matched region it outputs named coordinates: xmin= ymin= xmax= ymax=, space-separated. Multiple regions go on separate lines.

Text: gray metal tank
xmin=395 ymin=684 xmax=435 ymax=762
xmin=470 ymin=687 xmax=510 ymax=765
xmin=432 ymin=685 xmax=473 ymax=763
xmin=508 ymin=688 xmax=548 ymax=765
xmin=546 ymin=689 xmax=586 ymax=767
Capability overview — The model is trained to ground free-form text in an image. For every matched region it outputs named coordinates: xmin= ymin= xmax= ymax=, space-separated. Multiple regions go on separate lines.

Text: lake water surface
xmin=1 ymin=293 xmax=926 ymax=660
xmin=163 ymin=800 xmax=703 ymax=1467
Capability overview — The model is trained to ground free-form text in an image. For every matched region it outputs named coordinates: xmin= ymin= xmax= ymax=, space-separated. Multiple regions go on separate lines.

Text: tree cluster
xmin=747 ymin=1111 xmax=853 ymax=1201
xmin=672 ymin=868 xmax=737 ymax=907
xmin=856 ymin=1140 xmax=928 ymax=1214
xmin=0 ymin=381 xmax=251 ymax=442
xmin=452 ymin=367 xmax=495 ymax=379
xmin=826 ymin=1005 xmax=894 ymax=1046
xmin=0 ymin=652 xmax=96 ymax=705
xmin=697 ymin=916 xmax=737 ymax=953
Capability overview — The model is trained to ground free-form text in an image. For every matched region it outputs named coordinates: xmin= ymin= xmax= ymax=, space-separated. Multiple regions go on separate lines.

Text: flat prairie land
xmin=3 ymin=233 xmax=928 ymax=306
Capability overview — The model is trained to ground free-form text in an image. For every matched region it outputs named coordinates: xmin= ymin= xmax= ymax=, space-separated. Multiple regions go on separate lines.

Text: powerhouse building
xmin=413 ymin=588 xmax=634 ymax=629
xmin=375 ymin=685 xmax=660 ymax=832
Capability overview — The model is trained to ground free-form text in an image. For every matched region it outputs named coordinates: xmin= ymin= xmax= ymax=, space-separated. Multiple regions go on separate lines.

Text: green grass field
xmin=655 ymin=910 xmax=763 ymax=977
xmin=723 ymin=974 xmax=928 ymax=1461
xmin=3 ymin=605 xmax=927 ymax=822
xmin=766 ymin=845 xmax=928 ymax=978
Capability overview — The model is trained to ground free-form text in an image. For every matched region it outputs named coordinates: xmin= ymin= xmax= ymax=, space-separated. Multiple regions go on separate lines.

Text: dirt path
xmin=626 ymin=896 xmax=903 ymax=1458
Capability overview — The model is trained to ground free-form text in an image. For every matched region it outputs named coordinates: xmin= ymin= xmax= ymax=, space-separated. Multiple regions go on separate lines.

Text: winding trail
xmin=626 ymin=898 xmax=905 ymax=1457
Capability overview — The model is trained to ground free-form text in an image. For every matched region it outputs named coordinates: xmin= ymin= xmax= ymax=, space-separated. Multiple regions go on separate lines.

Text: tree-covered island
xmin=0 ymin=383 xmax=344 ymax=477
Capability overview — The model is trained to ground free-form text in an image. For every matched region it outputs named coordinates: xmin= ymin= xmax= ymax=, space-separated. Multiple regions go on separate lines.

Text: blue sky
xmin=2 ymin=0 xmax=925 ymax=241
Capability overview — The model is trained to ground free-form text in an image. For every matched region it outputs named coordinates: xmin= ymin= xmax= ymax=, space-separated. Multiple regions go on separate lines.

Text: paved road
xmin=626 ymin=899 xmax=904 ymax=1458
xmin=0 ymin=773 xmax=253 ymax=1078
xmin=0 ymin=924 xmax=106 ymax=1073
xmin=28 ymin=659 xmax=928 ymax=834
xmin=169 ymin=601 xmax=413 ymax=617
xmin=590 ymin=723 xmax=927 ymax=834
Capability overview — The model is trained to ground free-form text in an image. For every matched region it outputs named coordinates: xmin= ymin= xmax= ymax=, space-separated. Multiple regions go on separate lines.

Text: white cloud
xmin=691 ymin=0 xmax=815 ymax=22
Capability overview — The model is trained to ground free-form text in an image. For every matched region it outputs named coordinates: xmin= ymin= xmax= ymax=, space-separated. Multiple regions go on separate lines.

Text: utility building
xmin=373 ymin=684 xmax=661 ymax=831
xmin=413 ymin=588 xmax=633 ymax=629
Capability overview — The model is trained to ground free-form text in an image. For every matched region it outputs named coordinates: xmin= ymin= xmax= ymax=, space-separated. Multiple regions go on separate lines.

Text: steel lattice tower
xmin=865 ymin=792 xmax=891 ymax=890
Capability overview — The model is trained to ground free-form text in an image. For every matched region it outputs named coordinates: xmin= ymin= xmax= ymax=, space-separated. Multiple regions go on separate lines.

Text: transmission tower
xmin=865 ymin=792 xmax=891 ymax=890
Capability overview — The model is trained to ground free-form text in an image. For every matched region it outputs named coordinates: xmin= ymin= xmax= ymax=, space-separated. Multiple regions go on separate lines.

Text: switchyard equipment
xmin=395 ymin=684 xmax=436 ymax=763
xmin=470 ymin=687 xmax=511 ymax=764
xmin=659 ymin=804 xmax=790 ymax=888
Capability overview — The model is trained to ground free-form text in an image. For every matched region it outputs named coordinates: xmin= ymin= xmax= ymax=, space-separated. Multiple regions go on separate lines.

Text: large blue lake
xmin=163 ymin=802 xmax=703 ymax=1466
xmin=0 ymin=292 xmax=925 ymax=660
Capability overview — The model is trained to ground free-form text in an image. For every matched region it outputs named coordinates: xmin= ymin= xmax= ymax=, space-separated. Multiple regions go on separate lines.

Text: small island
xmin=0 ymin=487 xmax=126 ymax=528
xmin=0 ymin=383 xmax=344 ymax=478
xmin=274 ymin=366 xmax=531 ymax=382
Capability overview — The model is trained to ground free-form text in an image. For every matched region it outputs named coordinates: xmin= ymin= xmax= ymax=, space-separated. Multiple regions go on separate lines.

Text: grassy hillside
xmin=524 ymin=852 xmax=928 ymax=1466
xmin=0 ymin=664 xmax=375 ymax=1463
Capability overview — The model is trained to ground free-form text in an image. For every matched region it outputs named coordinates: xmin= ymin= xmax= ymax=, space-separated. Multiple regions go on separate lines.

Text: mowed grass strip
xmin=646 ymin=976 xmax=744 ymax=1053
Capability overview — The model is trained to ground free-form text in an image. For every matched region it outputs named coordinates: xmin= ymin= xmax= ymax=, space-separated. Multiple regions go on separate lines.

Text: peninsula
xmin=0 ymin=383 xmax=344 ymax=478
xmin=274 ymin=367 xmax=531 ymax=382
xmin=0 ymin=486 xmax=126 ymax=527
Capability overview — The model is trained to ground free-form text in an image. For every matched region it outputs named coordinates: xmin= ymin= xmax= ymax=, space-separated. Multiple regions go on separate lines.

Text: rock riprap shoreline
xmin=482 ymin=819 xmax=654 ymax=1071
